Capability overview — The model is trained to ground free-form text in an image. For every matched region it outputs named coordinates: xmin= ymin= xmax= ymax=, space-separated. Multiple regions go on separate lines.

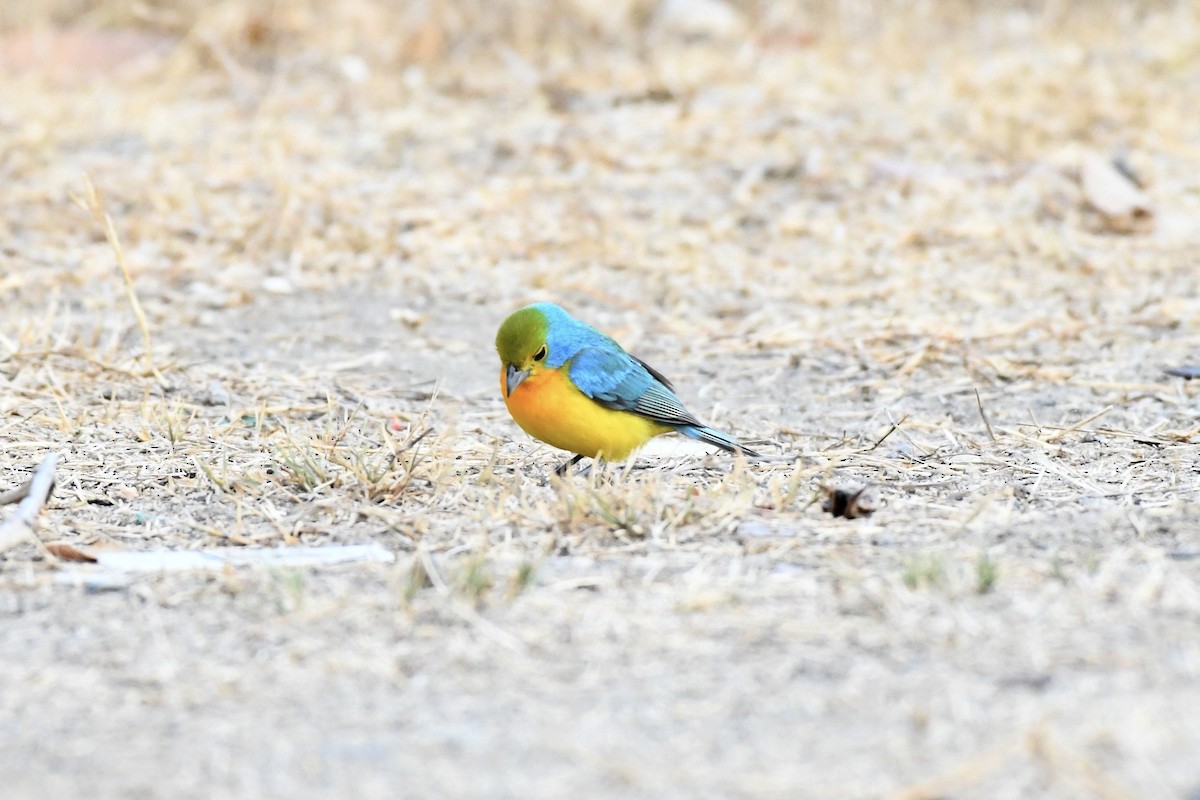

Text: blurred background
xmin=3 ymin=0 xmax=1195 ymax=411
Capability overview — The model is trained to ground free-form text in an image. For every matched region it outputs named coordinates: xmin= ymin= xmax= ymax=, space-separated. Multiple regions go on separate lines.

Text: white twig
xmin=0 ymin=455 xmax=59 ymax=554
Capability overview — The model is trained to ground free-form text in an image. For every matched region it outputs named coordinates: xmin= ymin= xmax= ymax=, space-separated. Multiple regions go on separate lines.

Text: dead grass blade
xmin=74 ymin=175 xmax=160 ymax=380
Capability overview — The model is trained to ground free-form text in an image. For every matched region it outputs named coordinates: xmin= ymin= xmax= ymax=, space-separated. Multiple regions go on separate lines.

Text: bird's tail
xmin=677 ymin=425 xmax=760 ymax=458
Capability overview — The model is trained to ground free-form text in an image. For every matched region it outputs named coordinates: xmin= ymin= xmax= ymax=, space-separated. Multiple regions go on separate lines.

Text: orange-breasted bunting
xmin=496 ymin=303 xmax=758 ymax=472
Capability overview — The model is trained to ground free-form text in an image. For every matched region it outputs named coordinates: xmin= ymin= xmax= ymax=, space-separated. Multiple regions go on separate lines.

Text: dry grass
xmin=2 ymin=0 xmax=1200 ymax=797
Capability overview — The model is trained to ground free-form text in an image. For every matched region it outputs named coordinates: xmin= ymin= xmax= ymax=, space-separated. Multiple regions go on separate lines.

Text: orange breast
xmin=501 ymin=365 xmax=670 ymax=460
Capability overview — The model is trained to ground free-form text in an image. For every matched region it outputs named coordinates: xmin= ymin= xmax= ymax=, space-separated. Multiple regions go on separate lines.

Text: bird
xmin=495 ymin=303 xmax=758 ymax=474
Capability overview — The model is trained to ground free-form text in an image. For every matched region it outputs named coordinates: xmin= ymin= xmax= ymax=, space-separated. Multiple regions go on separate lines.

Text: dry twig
xmin=0 ymin=454 xmax=59 ymax=554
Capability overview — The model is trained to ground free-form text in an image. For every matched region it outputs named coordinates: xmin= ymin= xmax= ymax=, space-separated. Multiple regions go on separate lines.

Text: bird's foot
xmin=554 ymin=454 xmax=586 ymax=477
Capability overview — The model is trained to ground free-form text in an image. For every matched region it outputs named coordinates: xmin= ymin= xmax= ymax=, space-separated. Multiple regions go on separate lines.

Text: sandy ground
xmin=2 ymin=1 xmax=1200 ymax=797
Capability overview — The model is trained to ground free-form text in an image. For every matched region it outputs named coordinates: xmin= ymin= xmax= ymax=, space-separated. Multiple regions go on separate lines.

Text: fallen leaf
xmin=44 ymin=542 xmax=98 ymax=563
xmin=821 ymin=484 xmax=879 ymax=519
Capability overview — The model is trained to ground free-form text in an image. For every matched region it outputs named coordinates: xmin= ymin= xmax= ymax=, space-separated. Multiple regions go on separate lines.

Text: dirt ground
xmin=2 ymin=1 xmax=1200 ymax=797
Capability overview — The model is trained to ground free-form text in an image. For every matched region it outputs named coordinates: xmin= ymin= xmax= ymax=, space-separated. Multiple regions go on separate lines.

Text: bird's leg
xmin=555 ymin=454 xmax=586 ymax=477
xmin=578 ymin=457 xmax=606 ymax=479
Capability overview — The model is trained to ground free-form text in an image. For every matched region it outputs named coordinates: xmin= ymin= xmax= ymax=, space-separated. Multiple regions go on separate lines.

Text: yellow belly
xmin=502 ymin=366 xmax=670 ymax=460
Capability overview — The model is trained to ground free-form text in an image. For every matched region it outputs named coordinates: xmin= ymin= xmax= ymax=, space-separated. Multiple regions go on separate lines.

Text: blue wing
xmin=566 ymin=345 xmax=759 ymax=458
xmin=568 ymin=347 xmax=702 ymax=427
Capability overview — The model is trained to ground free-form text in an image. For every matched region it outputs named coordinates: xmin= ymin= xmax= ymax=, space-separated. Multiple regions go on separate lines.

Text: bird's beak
xmin=504 ymin=364 xmax=530 ymax=397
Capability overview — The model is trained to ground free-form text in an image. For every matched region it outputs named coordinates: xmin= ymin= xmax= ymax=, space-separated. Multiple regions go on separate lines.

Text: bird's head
xmin=496 ymin=304 xmax=556 ymax=397
xmin=496 ymin=303 xmax=602 ymax=397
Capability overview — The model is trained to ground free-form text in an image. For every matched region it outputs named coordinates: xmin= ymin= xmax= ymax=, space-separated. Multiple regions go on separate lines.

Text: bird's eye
xmin=533 ymin=346 xmax=547 ymax=362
